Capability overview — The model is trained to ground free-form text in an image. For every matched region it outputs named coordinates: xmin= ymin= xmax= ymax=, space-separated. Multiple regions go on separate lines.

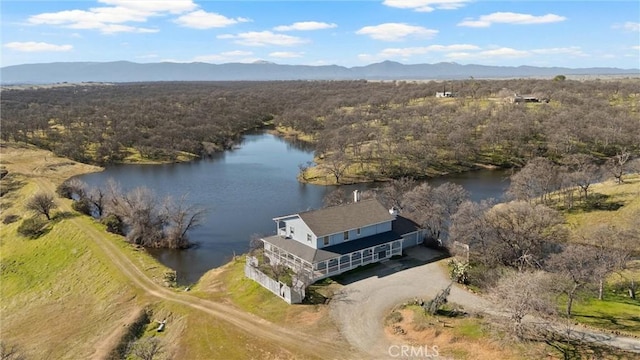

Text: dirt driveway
xmin=329 ymin=247 xmax=491 ymax=360
xmin=329 ymin=246 xmax=640 ymax=359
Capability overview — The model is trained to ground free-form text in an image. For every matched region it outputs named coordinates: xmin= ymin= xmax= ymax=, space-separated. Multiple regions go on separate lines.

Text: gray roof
xmin=263 ymin=231 xmax=403 ymax=264
xmin=298 ymin=199 xmax=395 ymax=236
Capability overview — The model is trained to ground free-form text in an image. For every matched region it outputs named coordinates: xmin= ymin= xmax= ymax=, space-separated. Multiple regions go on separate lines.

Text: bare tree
xmin=25 ymin=192 xmax=56 ymax=220
xmin=604 ymin=149 xmax=631 ymax=184
xmin=322 ymin=152 xmax=350 ymax=184
xmin=376 ymin=177 xmax=416 ymax=211
xmin=547 ymin=244 xmax=599 ymax=317
xmin=87 ymin=186 xmax=106 ymax=218
xmin=161 ymin=196 xmax=205 ymax=249
xmin=129 ymin=337 xmax=164 ymax=360
xmin=323 ymin=188 xmax=348 ymax=207
xmin=584 ymin=225 xmax=632 ymax=300
xmin=563 ymin=154 xmax=602 ymax=201
xmin=507 ymin=157 xmax=560 ymax=204
xmin=56 ymin=177 xmax=87 ymax=199
xmin=402 ymin=182 xmax=468 ymax=241
xmin=452 ymin=200 xmax=566 ymax=271
xmin=490 ymin=270 xmax=556 ymax=338
xmin=449 ymin=199 xmax=495 ymax=256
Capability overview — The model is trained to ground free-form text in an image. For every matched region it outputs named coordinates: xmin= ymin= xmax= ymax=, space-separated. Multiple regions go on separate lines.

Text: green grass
xmin=570 ymin=294 xmax=640 ymax=336
xmin=453 ymin=318 xmax=487 ymax=340
xmin=215 ymin=256 xmax=292 ymax=323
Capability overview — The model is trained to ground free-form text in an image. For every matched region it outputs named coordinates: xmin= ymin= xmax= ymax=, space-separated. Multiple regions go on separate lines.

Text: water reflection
xmin=79 ymin=132 xmax=509 ymax=284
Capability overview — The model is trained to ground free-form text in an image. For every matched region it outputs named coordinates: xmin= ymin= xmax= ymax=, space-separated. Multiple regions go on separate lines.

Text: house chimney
xmin=353 ymin=190 xmax=360 ymax=203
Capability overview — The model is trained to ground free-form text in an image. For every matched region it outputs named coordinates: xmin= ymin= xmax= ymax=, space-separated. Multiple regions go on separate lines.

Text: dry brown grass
xmin=384 ymin=307 xmax=533 ymax=360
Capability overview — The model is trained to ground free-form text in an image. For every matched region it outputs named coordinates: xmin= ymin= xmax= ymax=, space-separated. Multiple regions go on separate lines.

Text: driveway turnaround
xmin=329 ymin=246 xmax=640 ymax=359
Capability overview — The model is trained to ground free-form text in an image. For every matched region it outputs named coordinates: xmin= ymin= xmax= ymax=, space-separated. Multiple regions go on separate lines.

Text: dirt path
xmin=2 ymin=146 xmax=354 ymax=360
xmin=42 ymin=176 xmax=356 ymax=360
xmin=329 ymin=247 xmax=640 ymax=359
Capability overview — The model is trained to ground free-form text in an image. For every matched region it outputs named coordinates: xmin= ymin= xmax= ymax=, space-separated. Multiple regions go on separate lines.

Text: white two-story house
xmin=261 ymin=193 xmax=424 ymax=283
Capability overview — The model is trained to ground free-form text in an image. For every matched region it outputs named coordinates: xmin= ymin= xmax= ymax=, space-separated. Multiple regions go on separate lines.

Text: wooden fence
xmin=244 ymin=256 xmax=305 ymax=304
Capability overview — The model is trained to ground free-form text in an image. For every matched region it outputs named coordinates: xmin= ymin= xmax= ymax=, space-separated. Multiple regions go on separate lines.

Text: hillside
xmin=0 ymin=143 xmax=348 ymax=359
xmin=2 ymin=60 xmax=638 ymax=84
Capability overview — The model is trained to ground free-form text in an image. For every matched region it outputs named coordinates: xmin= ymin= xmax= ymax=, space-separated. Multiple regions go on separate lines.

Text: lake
xmin=79 ymin=132 xmax=510 ymax=284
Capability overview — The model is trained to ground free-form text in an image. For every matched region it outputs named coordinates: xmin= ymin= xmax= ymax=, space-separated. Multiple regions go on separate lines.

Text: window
xmin=356 ymin=228 xmax=361 ymax=236
xmin=323 ymin=236 xmax=329 ymax=246
xmin=344 ymin=231 xmax=350 ymax=241
xmin=307 ymin=234 xmax=312 ymax=242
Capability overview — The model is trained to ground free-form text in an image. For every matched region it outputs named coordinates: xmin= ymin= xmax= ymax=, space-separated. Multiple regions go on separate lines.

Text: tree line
xmin=324 ymin=168 xmax=639 ymax=354
xmin=2 ymin=79 xmax=638 ymax=177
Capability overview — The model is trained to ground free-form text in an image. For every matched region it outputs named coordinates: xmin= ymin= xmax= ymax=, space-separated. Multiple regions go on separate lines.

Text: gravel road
xmin=329 ymin=246 xmax=640 ymax=359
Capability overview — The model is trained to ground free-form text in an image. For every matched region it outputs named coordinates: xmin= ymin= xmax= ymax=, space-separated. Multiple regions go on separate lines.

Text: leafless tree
xmin=402 ymin=182 xmax=468 ymax=240
xmin=376 ymin=177 xmax=416 ymax=211
xmin=604 ymin=149 xmax=631 ymax=184
xmin=322 ymin=152 xmax=350 ymax=184
xmin=563 ymin=154 xmax=602 ymax=201
xmin=490 ymin=270 xmax=556 ymax=338
xmin=507 ymin=157 xmax=560 ymax=204
xmin=87 ymin=186 xmax=106 ymax=218
xmin=583 ymin=225 xmax=632 ymax=300
xmin=161 ymin=195 xmax=205 ymax=249
xmin=449 ymin=199 xmax=495 ymax=254
xmin=452 ymin=201 xmax=566 ymax=271
xmin=129 ymin=337 xmax=164 ymax=360
xmin=25 ymin=192 xmax=57 ymax=220
xmin=56 ymin=177 xmax=87 ymax=199
xmin=547 ymin=244 xmax=599 ymax=317
xmin=323 ymin=188 xmax=348 ymax=207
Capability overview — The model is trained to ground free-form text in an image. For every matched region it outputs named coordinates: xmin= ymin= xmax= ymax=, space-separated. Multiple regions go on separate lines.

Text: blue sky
xmin=2 ymin=0 xmax=639 ymax=68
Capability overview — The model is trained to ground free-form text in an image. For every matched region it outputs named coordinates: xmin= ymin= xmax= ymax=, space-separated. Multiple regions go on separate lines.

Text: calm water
xmin=79 ymin=132 xmax=510 ymax=284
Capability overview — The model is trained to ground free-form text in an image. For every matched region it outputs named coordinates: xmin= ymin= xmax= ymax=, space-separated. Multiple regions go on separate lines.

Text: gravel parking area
xmin=329 ymin=246 xmax=491 ymax=359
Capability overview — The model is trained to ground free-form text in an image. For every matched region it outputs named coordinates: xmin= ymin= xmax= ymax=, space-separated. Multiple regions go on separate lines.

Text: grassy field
xmin=0 ymin=144 xmax=146 ymax=358
xmin=0 ymin=143 xmax=335 ymax=359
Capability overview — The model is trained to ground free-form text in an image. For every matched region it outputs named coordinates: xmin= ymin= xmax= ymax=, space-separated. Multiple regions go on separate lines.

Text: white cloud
xmin=175 ymin=10 xmax=250 ymax=29
xmin=613 ymin=21 xmax=640 ymax=32
xmin=269 ymin=51 xmax=304 ymax=58
xmin=193 ymin=51 xmax=257 ymax=63
xmin=445 ymin=46 xmax=587 ymax=62
xmin=383 ymin=0 xmax=470 ymax=12
xmin=632 ymin=45 xmax=640 ymax=51
xmin=356 ymin=23 xmax=438 ymax=41
xmin=218 ymin=31 xmax=308 ymax=46
xmin=273 ymin=21 xmax=337 ymax=31
xmin=458 ymin=12 xmax=566 ymax=27
xmin=4 ymin=41 xmax=73 ymax=52
xmin=28 ymin=0 xmax=199 ymax=34
xmin=28 ymin=7 xmax=159 ymax=33
xmin=98 ymin=0 xmax=198 ymax=14
xmin=530 ymin=46 xmax=586 ymax=56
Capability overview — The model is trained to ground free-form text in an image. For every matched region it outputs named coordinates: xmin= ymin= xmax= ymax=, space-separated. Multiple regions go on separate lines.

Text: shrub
xmin=17 ymin=217 xmax=49 ymax=238
xmin=71 ymin=197 xmax=93 ymax=216
xmin=102 ymin=214 xmax=124 ymax=235
xmin=56 ymin=178 xmax=86 ymax=199
xmin=2 ymin=214 xmax=20 ymax=224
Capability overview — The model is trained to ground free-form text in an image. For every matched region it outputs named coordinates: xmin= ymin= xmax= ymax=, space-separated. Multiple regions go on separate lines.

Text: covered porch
xmin=262 ymin=231 xmax=403 ymax=283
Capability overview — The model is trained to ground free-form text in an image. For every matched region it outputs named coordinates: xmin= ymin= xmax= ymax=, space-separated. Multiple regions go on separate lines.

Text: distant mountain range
xmin=1 ymin=60 xmax=638 ymax=84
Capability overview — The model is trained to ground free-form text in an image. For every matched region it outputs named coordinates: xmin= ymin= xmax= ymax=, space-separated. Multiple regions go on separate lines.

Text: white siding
xmin=283 ymin=217 xmax=317 ymax=248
